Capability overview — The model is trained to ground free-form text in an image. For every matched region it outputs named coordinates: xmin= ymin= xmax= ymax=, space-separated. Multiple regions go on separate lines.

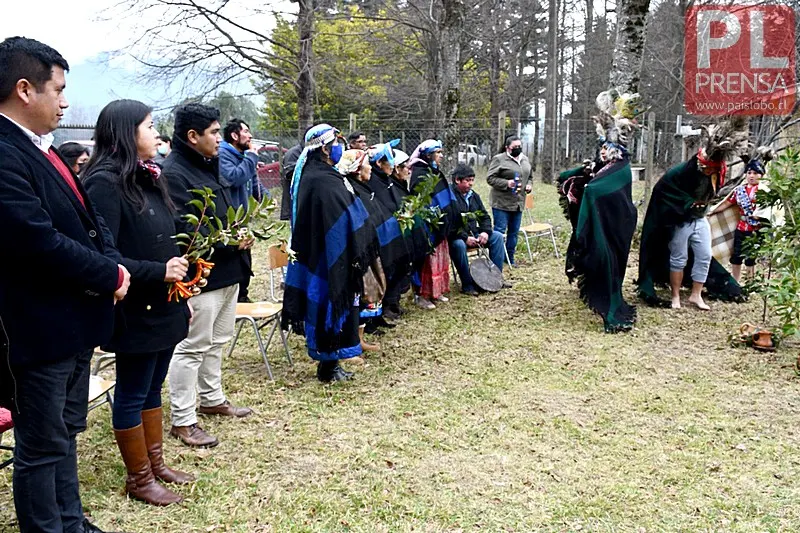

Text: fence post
xmin=379 ymin=130 xmax=384 ymax=144
xmin=497 ymin=111 xmax=507 ymax=153
xmin=401 ymin=131 xmax=406 ymax=152
xmin=349 ymin=113 xmax=356 ymax=133
xmin=643 ymin=111 xmax=656 ymax=213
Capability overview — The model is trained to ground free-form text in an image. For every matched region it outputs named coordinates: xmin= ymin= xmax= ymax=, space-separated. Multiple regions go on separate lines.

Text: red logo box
xmin=685 ymin=5 xmax=795 ymax=115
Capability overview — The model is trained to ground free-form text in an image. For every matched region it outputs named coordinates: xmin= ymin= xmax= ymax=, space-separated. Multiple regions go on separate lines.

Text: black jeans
xmin=10 ymin=349 xmax=92 ymax=533
xmin=239 ymin=249 xmax=252 ymax=301
xmin=113 ymin=347 xmax=174 ymax=430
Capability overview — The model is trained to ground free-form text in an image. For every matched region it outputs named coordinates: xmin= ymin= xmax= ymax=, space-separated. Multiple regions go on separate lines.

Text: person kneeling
xmin=447 ymin=164 xmax=505 ymax=296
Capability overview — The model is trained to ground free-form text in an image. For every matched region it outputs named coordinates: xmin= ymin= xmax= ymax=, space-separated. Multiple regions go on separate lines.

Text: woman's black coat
xmin=84 ymin=166 xmax=190 ymax=354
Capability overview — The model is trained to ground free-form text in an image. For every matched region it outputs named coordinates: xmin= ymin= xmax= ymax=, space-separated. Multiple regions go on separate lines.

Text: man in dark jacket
xmin=0 ymin=37 xmax=130 ymax=533
xmin=448 ymin=164 xmax=505 ymax=296
xmin=164 ymin=104 xmax=253 ymax=449
xmin=219 ymin=118 xmax=261 ymax=302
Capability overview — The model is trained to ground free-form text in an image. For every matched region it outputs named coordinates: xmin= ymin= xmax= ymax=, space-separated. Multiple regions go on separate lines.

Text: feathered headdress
xmin=593 ymin=88 xmax=643 ymax=160
xmin=698 ymin=116 xmax=751 ymax=164
xmin=696 ymin=116 xmax=751 ymax=186
xmin=741 ymin=145 xmax=774 ymax=175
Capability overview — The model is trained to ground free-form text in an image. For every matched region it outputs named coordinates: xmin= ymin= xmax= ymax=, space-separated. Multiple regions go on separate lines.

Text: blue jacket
xmin=218 ymin=141 xmax=261 ymax=208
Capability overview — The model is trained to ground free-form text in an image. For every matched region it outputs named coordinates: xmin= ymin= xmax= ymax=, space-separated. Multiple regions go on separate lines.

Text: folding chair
xmin=228 ymin=244 xmax=294 ymax=380
xmin=228 ymin=302 xmax=292 ymax=381
xmin=92 ymin=347 xmax=116 ymax=375
xmin=88 ymin=375 xmax=116 ymax=412
xmin=450 ymin=245 xmax=480 ymax=287
xmin=0 ymin=407 xmax=13 ymax=470
xmin=518 ymin=194 xmax=559 ymax=261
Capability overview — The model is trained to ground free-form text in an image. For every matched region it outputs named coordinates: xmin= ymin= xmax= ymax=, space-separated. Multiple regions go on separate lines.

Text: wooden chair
xmin=518 ymin=194 xmax=559 ymax=261
xmin=267 ymin=243 xmax=289 ymax=302
xmin=0 ymin=407 xmax=13 ymax=470
xmin=228 ymin=244 xmax=293 ymax=380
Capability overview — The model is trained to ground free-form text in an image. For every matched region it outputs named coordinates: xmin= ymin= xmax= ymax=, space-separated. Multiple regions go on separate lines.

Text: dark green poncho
xmin=571 ymin=157 xmax=637 ymax=332
xmin=637 ymin=156 xmax=743 ymax=306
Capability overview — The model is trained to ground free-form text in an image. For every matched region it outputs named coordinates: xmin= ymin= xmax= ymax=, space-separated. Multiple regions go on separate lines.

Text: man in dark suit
xmin=0 ymin=37 xmax=130 ymax=533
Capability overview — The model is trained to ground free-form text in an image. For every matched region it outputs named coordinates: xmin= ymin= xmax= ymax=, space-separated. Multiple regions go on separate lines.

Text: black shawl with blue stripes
xmin=283 ymin=156 xmax=378 ymax=358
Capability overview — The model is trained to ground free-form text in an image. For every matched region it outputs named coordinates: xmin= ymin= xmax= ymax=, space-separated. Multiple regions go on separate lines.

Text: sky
xmin=1 ymin=0 xmax=287 ymax=124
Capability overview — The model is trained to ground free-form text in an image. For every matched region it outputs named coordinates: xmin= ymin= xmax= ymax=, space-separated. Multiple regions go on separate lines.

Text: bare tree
xmin=114 ymin=0 xmax=313 ymax=138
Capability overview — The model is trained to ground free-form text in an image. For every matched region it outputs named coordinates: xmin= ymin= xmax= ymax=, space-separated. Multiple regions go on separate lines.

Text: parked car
xmin=255 ymin=142 xmax=286 ymax=190
xmin=457 ymin=144 xmax=487 ymax=167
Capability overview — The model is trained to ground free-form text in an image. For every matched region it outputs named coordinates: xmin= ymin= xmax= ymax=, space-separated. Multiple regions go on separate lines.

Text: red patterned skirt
xmin=420 ymin=240 xmax=451 ymax=300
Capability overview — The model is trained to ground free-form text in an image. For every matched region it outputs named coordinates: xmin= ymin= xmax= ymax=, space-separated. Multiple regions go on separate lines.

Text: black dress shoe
xmin=332 ymin=365 xmax=354 ymax=381
xmin=373 ymin=316 xmax=396 ymax=329
xmin=317 ymin=362 xmax=353 ymax=382
xmin=83 ymin=518 xmax=128 ymax=533
xmin=364 ymin=321 xmax=383 ymax=335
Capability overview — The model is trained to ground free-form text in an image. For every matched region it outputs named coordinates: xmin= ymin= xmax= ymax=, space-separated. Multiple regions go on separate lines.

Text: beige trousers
xmin=168 ymin=284 xmax=239 ymax=427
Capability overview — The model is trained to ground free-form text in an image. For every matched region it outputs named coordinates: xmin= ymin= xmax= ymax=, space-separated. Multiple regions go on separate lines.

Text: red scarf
xmin=697 ymin=149 xmax=726 ymax=190
xmin=138 ymin=159 xmax=161 ymax=181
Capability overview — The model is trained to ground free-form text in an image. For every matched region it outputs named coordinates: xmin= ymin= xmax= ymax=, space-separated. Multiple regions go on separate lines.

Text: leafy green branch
xmin=748 ymin=148 xmax=800 ymax=338
xmin=173 ymin=187 xmax=287 ymax=261
xmin=394 ymin=171 xmax=445 ymax=235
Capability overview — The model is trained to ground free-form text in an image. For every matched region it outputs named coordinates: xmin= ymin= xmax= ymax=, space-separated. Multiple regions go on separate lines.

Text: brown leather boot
xmin=359 ymin=324 xmax=380 ymax=352
xmin=114 ymin=424 xmax=183 ymax=506
xmin=141 ymin=407 xmax=195 ymax=485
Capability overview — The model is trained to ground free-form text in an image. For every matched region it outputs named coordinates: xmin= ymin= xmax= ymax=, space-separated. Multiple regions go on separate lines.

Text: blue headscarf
xmin=368 ymin=138 xmax=401 ymax=168
xmin=745 ymin=159 xmax=765 ymax=175
xmin=291 ymin=124 xmax=340 ymax=227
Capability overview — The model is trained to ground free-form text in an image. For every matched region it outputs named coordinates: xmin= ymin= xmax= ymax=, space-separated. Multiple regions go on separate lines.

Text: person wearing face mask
xmin=58 ymin=141 xmax=90 ymax=175
xmin=282 ymin=124 xmax=378 ymax=382
xmin=486 ymin=135 xmax=533 ymax=267
xmin=154 ymin=135 xmax=171 ymax=166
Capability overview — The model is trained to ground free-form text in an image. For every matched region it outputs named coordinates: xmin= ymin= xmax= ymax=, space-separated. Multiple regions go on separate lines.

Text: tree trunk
xmin=296 ymin=0 xmax=315 ymax=139
xmin=541 ymin=0 xmax=559 ymax=183
xmin=609 ymin=0 xmax=651 ymax=93
xmin=487 ymin=0 xmax=503 ymax=147
xmin=438 ymin=0 xmax=466 ymax=169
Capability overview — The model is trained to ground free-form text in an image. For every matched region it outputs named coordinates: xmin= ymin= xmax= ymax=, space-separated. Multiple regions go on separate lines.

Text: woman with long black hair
xmin=83 ymin=99 xmax=193 ymax=506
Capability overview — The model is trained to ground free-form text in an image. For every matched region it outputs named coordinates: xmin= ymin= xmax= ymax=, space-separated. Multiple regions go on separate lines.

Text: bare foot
xmin=671 ymin=296 xmax=681 ymax=309
xmin=688 ymin=296 xmax=710 ymax=310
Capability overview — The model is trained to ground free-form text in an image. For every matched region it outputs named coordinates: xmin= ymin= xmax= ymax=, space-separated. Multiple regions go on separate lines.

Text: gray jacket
xmin=486 ymin=152 xmax=532 ymax=212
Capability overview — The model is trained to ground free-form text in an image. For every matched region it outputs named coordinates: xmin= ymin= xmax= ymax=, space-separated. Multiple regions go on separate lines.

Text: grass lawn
xmin=2 ymin=175 xmax=800 ymax=532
